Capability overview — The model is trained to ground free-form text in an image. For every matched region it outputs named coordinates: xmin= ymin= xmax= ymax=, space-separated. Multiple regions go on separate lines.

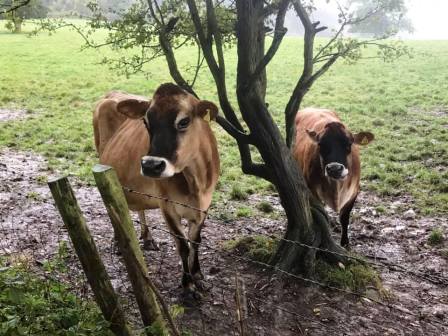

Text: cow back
xmin=93 ymin=91 xmax=149 ymax=155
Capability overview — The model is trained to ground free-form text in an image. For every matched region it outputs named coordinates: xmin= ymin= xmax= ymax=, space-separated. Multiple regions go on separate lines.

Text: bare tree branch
xmin=186 ymin=0 xmax=271 ymax=181
xmin=146 ymin=0 xmax=197 ymax=96
xmin=153 ymin=0 xmax=166 ymax=26
xmin=146 ymin=0 xmax=162 ymax=26
xmin=215 ymin=115 xmax=252 ymax=145
xmin=284 ymin=0 xmax=326 ymax=146
xmin=190 ymin=41 xmax=205 ymax=88
xmin=283 ymin=0 xmax=405 ymax=146
xmin=0 ymin=0 xmax=30 ymax=14
xmin=313 ymin=0 xmax=384 ymax=62
xmin=186 ymin=1 xmax=242 ymax=131
xmin=244 ymin=0 xmax=290 ymax=88
xmin=205 ymin=0 xmax=225 ymax=74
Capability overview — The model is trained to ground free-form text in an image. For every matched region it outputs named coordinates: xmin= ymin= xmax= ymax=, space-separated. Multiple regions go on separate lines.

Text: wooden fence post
xmin=48 ymin=176 xmax=133 ymax=336
xmin=92 ymin=164 xmax=169 ymax=335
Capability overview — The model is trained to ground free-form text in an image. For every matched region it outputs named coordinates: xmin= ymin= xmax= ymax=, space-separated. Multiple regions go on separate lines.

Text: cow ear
xmin=353 ymin=132 xmax=374 ymax=145
xmin=117 ymin=99 xmax=150 ymax=119
xmin=196 ymin=100 xmax=218 ymax=121
xmin=306 ymin=129 xmax=319 ymax=143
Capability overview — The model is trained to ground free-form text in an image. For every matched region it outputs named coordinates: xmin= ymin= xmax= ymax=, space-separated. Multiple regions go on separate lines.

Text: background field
xmin=2 ymin=19 xmax=448 ymax=335
xmin=1 ymin=20 xmax=448 ymax=217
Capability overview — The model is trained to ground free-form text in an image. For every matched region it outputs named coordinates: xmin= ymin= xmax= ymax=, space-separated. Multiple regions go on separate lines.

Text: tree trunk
xmin=235 ymin=0 xmax=346 ymax=274
xmin=12 ymin=14 xmax=22 ymax=33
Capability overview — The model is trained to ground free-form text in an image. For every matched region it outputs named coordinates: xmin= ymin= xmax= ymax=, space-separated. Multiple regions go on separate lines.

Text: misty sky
xmin=404 ymin=0 xmax=448 ymax=39
xmin=290 ymin=0 xmax=448 ymax=40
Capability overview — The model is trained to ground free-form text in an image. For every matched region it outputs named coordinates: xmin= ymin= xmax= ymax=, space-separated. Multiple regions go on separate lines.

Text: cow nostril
xmin=141 ymin=159 xmax=166 ymax=174
xmin=153 ymin=160 xmax=165 ymax=173
xmin=326 ymin=164 xmax=344 ymax=176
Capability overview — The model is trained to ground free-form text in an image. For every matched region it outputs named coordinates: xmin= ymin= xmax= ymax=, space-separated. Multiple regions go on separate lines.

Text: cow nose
xmin=326 ymin=163 xmax=345 ymax=179
xmin=141 ymin=158 xmax=166 ymax=176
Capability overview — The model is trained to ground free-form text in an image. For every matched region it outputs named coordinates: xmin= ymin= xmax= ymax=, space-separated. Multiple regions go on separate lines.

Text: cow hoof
xmin=181 ymin=288 xmax=202 ymax=306
xmin=194 ymin=279 xmax=209 ymax=292
xmin=143 ymin=239 xmax=159 ymax=251
xmin=193 ymin=271 xmax=204 ymax=281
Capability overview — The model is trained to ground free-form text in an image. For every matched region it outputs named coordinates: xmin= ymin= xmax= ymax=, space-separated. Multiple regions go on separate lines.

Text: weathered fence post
xmin=92 ymin=164 xmax=169 ymax=335
xmin=48 ymin=176 xmax=133 ymax=336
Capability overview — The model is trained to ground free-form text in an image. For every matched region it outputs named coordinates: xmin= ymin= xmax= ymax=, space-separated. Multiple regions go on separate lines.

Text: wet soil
xmin=1 ymin=149 xmax=447 ymax=335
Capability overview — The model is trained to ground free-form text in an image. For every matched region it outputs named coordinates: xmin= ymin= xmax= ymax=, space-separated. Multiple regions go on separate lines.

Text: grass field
xmin=1 ymin=20 xmax=448 ymax=215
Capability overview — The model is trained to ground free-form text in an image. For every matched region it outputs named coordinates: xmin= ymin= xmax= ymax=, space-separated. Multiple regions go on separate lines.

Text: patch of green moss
xmin=223 ymin=235 xmax=278 ymax=263
xmin=315 ymin=260 xmax=385 ymax=294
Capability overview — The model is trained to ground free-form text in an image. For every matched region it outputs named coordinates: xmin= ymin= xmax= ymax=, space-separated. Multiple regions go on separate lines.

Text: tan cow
xmin=93 ymin=83 xmax=220 ymax=297
xmin=293 ymin=108 xmax=374 ymax=246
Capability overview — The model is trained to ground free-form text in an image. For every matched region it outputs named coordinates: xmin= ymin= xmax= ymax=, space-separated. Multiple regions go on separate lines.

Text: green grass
xmin=257 ymin=200 xmax=274 ymax=213
xmin=0 ymin=254 xmax=112 ymax=336
xmin=1 ymin=20 xmax=448 ymax=214
xmin=428 ymin=227 xmax=445 ymax=245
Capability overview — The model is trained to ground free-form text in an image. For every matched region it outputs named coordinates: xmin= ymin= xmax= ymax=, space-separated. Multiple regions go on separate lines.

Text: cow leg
xmin=339 ymin=195 xmax=357 ymax=247
xmin=188 ymin=218 xmax=205 ymax=290
xmin=161 ymin=210 xmax=199 ymax=300
xmin=138 ymin=211 xmax=159 ymax=251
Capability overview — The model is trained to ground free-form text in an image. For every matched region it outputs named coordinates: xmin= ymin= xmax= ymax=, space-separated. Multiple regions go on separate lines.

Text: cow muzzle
xmin=325 ymin=162 xmax=348 ymax=180
xmin=141 ymin=156 xmax=175 ymax=178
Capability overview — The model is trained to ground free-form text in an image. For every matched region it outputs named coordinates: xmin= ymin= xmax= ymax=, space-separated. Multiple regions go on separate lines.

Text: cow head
xmin=306 ymin=122 xmax=374 ymax=180
xmin=116 ymin=83 xmax=218 ymax=178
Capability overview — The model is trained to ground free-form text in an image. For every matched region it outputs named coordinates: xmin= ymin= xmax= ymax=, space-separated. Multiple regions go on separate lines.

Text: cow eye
xmin=177 ymin=117 xmax=190 ymax=130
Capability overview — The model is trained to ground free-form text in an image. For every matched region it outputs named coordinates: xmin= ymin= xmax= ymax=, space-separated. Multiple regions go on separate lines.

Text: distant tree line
xmin=40 ymin=0 xmax=134 ymax=17
xmin=1 ymin=0 xmax=135 ymax=33
xmin=348 ymin=0 xmax=413 ymax=36
xmin=3 ymin=0 xmax=413 ymax=37
xmin=1 ymin=0 xmax=47 ymax=32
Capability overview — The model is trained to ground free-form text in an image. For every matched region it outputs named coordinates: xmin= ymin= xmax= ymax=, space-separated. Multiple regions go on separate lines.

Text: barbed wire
xmin=123 ymin=187 xmax=208 ymax=214
xmin=124 ymin=186 xmax=448 ymax=287
xmin=146 ymin=224 xmax=448 ymax=331
xmin=2 ymin=178 xmax=446 ymax=334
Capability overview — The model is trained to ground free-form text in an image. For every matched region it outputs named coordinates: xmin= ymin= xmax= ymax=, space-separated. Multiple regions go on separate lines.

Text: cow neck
xmin=181 ymin=161 xmax=204 ymax=197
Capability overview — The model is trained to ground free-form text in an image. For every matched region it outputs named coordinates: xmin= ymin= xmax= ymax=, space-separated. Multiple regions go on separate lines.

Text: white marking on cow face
xmin=141 ymin=155 xmax=176 ymax=178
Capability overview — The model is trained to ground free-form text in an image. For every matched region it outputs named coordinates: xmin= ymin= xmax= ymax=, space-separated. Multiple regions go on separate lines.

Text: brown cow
xmin=93 ymin=83 xmax=220 ymax=298
xmin=293 ymin=108 xmax=374 ymax=246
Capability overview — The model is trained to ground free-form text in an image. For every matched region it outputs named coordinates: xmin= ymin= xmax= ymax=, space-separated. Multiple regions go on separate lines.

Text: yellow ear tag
xmin=361 ymin=136 xmax=369 ymax=145
xmin=203 ymin=109 xmax=211 ymax=122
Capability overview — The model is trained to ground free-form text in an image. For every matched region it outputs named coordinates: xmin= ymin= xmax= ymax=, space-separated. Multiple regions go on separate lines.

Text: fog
xmin=285 ymin=0 xmax=448 ymax=40
xmin=402 ymin=0 xmax=448 ymax=40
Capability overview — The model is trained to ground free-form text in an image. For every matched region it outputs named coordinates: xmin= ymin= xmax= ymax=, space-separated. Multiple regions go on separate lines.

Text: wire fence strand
xmin=146 ymin=223 xmax=448 ymax=330
xmin=124 ymin=186 xmax=448 ymax=287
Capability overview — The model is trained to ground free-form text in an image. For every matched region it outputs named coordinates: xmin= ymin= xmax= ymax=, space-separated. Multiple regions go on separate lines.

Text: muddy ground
xmin=1 ymin=149 xmax=447 ymax=336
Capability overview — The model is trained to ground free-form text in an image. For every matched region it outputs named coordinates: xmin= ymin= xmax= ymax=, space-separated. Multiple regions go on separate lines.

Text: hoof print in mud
xmin=143 ymin=239 xmax=160 ymax=251
xmin=181 ymin=289 xmax=203 ymax=307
